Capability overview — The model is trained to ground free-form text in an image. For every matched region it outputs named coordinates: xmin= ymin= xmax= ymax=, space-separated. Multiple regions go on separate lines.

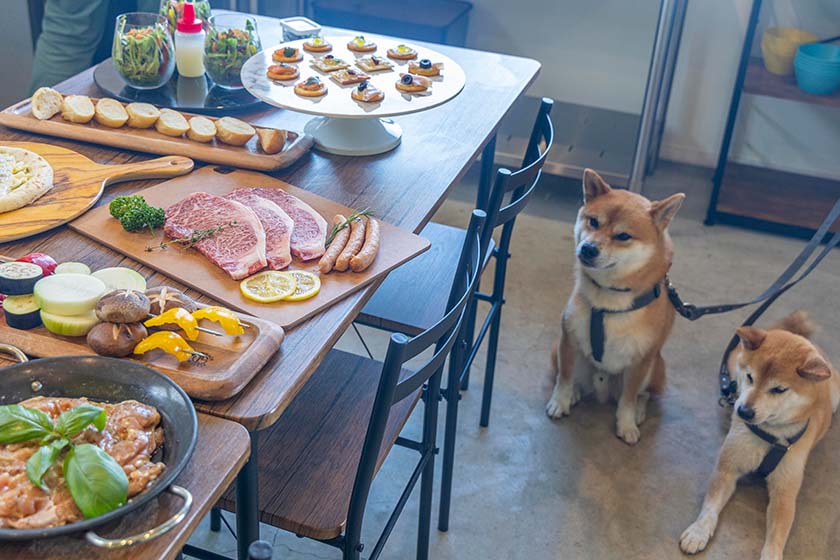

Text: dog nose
xmin=737 ymin=405 xmax=756 ymax=421
xmin=578 ymin=242 xmax=600 ymax=261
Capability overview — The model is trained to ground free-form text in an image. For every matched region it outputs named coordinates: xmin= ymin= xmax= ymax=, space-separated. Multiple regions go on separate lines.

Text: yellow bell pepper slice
xmin=191 ymin=306 xmax=245 ymax=336
xmin=144 ymin=307 xmax=200 ymax=341
xmin=133 ymin=331 xmax=197 ymax=362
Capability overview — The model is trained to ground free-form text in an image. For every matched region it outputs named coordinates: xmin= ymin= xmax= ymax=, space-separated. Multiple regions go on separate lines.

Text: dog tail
xmin=772 ymin=310 xmax=817 ymax=339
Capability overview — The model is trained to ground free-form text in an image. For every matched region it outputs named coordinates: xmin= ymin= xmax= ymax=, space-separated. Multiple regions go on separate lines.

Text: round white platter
xmin=241 ymin=35 xmax=466 ymax=156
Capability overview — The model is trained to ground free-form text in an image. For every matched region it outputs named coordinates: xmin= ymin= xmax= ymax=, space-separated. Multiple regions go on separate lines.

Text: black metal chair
xmin=215 ymin=210 xmax=485 ymax=560
xmin=355 ymin=98 xmax=554 ymax=531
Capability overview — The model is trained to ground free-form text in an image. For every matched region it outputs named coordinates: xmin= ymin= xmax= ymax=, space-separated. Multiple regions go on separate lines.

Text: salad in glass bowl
xmin=160 ymin=0 xmax=212 ymax=34
xmin=112 ymin=12 xmax=175 ymax=89
xmin=204 ymin=14 xmax=261 ymax=89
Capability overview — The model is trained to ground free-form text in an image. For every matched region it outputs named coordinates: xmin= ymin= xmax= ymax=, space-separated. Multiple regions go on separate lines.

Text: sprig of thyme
xmin=326 ymin=209 xmax=373 ymax=246
xmin=145 ymin=221 xmax=239 ymax=252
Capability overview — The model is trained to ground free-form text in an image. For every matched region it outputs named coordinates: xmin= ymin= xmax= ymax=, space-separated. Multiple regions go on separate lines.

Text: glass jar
xmin=203 ymin=14 xmax=261 ymax=89
xmin=112 ymin=13 xmax=175 ymax=90
xmin=159 ymin=0 xmax=212 ymax=35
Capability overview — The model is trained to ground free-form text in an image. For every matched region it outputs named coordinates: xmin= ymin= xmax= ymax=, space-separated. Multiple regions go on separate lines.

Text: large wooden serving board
xmin=0 ymin=97 xmax=313 ymax=171
xmin=70 ymin=167 xmax=431 ymax=328
xmin=0 ymin=307 xmax=284 ymax=401
xmin=0 ymin=142 xmax=194 ymax=243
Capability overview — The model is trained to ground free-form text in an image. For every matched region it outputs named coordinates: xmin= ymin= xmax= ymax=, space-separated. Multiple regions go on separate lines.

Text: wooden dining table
xmin=0 ymin=13 xmax=539 ymax=560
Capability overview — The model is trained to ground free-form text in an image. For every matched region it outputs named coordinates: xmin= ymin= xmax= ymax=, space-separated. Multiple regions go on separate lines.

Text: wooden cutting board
xmin=70 ymin=167 xmax=431 ymax=328
xmin=0 ymin=97 xmax=313 ymax=171
xmin=0 ymin=141 xmax=194 ymax=243
xmin=0 ymin=308 xmax=284 ymax=401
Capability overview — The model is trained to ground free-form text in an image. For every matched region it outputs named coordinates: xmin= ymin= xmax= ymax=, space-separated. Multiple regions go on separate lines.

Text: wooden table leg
xmin=236 ymin=432 xmax=261 ymax=560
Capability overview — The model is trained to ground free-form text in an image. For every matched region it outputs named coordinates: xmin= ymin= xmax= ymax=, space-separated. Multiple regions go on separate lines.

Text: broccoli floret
xmin=109 ymin=195 xmax=148 ymax=219
xmin=119 ymin=205 xmax=165 ymax=233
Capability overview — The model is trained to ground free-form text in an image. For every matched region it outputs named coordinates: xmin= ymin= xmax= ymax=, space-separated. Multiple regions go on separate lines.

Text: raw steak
xmin=247 ymin=187 xmax=327 ymax=261
xmin=225 ymin=189 xmax=295 ymax=270
xmin=164 ymin=192 xmax=266 ymax=280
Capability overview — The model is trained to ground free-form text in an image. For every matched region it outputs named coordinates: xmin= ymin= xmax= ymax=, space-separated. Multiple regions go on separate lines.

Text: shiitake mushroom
xmin=96 ymin=289 xmax=151 ymax=323
xmin=87 ymin=322 xmax=147 ymax=358
xmin=145 ymin=286 xmax=196 ymax=315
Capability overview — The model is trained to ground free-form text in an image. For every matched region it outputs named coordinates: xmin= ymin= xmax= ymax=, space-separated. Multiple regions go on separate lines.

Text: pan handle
xmin=0 ymin=343 xmax=28 ymax=363
xmin=85 ymin=485 xmax=193 ymax=549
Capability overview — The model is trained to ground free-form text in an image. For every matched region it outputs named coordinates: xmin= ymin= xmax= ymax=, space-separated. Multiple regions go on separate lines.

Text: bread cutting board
xmin=0 ymin=141 xmax=194 ymax=243
xmin=0 ymin=97 xmax=313 ymax=171
xmin=70 ymin=167 xmax=431 ymax=328
xmin=0 ymin=307 xmax=284 ymax=401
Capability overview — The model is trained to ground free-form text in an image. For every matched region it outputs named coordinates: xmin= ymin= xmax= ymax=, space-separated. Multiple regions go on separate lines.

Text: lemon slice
xmin=240 ymin=271 xmax=297 ymax=303
xmin=283 ymin=271 xmax=321 ymax=301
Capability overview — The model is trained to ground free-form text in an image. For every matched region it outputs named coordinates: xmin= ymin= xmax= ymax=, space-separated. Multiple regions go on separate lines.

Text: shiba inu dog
xmin=545 ymin=169 xmax=684 ymax=444
xmin=680 ymin=312 xmax=839 ymax=560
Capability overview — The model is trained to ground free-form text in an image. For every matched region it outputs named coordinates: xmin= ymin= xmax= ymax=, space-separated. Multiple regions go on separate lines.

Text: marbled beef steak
xmin=164 ymin=192 xmax=267 ymax=279
xmin=247 ymin=187 xmax=327 ymax=261
xmin=225 ymin=189 xmax=295 ymax=270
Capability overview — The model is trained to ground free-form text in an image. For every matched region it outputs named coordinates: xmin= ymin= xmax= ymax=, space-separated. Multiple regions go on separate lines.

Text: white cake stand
xmin=241 ymin=35 xmax=466 ymax=156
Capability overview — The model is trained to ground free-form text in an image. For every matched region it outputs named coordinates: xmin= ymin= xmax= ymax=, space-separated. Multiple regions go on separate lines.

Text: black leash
xmin=746 ymin=421 xmax=809 ymax=478
xmin=666 ymin=198 xmax=840 ymax=404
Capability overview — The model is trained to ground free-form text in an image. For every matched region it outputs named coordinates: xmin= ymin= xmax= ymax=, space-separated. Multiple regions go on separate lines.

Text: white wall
xmin=662 ymin=0 xmax=840 ymax=180
xmin=465 ymin=0 xmax=660 ymax=114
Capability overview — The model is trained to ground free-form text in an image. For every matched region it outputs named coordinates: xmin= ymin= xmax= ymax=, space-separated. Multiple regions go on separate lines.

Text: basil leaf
xmin=25 ymin=437 xmax=69 ymax=491
xmin=0 ymin=404 xmax=55 ymax=444
xmin=55 ymin=404 xmax=107 ymax=438
xmin=64 ymin=444 xmax=128 ymax=519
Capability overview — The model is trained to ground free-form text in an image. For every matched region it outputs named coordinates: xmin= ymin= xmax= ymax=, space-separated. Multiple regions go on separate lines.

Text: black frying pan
xmin=0 ymin=354 xmax=197 ymax=546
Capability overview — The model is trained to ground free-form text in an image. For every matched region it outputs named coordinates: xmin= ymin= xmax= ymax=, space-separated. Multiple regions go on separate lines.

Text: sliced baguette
xmin=60 ymin=95 xmax=95 ymax=123
xmin=94 ymin=98 xmax=129 ymax=128
xmin=256 ymin=128 xmax=288 ymax=154
xmin=187 ymin=116 xmax=217 ymax=143
xmin=126 ymin=102 xmax=160 ymax=128
xmin=155 ymin=108 xmax=189 ymax=137
xmin=31 ymin=87 xmax=63 ymax=120
xmin=216 ymin=117 xmax=256 ymax=146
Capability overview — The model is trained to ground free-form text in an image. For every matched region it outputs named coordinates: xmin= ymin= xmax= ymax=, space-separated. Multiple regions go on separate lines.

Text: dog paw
xmin=545 ymin=383 xmax=576 ymax=419
xmin=635 ymin=397 xmax=648 ymax=425
xmin=679 ymin=517 xmax=715 ymax=555
xmin=616 ymin=418 xmax=641 ymax=445
xmin=759 ymin=548 xmax=782 ymax=560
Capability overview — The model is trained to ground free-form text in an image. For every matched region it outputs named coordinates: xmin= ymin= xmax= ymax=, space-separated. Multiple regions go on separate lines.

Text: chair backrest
xmin=344 ymin=209 xmax=487 ymax=546
xmin=481 ymin=98 xmax=554 ymax=255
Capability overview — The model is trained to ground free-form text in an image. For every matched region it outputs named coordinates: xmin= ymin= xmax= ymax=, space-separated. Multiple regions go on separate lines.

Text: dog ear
xmin=797 ymin=355 xmax=832 ymax=382
xmin=737 ymin=326 xmax=767 ymax=351
xmin=582 ymin=169 xmax=611 ymax=202
xmin=650 ymin=193 xmax=685 ymax=229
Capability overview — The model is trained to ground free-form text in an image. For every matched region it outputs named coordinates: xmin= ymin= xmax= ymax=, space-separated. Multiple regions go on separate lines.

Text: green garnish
xmin=110 ymin=195 xmax=165 ymax=234
xmin=326 ymin=209 xmax=373 ymax=246
xmin=0 ymin=403 xmax=128 ymax=519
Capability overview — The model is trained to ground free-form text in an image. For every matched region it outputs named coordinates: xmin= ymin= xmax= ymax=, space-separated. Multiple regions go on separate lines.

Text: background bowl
xmin=794 ymin=57 xmax=840 ymax=95
xmin=760 ymin=27 xmax=818 ymax=75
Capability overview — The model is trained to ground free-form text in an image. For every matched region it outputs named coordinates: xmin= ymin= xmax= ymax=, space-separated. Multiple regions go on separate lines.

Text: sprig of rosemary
xmin=145 ymin=221 xmax=239 ymax=252
xmin=326 ymin=209 xmax=373 ymax=246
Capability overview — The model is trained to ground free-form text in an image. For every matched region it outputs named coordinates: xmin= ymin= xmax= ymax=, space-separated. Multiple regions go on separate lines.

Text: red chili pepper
xmin=15 ymin=253 xmax=57 ymax=276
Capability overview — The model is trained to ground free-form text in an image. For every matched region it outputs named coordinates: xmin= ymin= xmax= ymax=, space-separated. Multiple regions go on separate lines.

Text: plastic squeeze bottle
xmin=175 ymin=2 xmax=205 ymax=77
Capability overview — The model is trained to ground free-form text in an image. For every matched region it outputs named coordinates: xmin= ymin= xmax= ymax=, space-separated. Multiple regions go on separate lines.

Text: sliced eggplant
xmin=3 ymin=294 xmax=42 ymax=330
xmin=0 ymin=262 xmax=43 ymax=295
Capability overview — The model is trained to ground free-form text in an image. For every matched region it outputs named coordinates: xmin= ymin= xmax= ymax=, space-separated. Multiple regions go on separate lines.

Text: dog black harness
xmin=589 ymin=282 xmax=661 ymax=363
xmin=746 ymin=421 xmax=809 ymax=478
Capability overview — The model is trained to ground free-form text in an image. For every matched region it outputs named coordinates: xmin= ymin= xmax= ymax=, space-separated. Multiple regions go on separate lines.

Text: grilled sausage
xmin=318 ymin=214 xmax=350 ymax=273
xmin=349 ymin=217 xmax=380 ymax=272
xmin=334 ymin=216 xmax=367 ymax=272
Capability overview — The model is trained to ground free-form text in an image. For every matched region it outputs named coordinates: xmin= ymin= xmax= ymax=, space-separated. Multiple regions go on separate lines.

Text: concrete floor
xmin=187 ymin=161 xmax=840 ymax=559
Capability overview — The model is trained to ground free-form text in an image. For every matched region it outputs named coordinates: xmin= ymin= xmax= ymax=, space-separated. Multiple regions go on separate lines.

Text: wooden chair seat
xmin=219 ymin=349 xmax=421 ymax=541
xmin=357 ymin=222 xmax=495 ymax=335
